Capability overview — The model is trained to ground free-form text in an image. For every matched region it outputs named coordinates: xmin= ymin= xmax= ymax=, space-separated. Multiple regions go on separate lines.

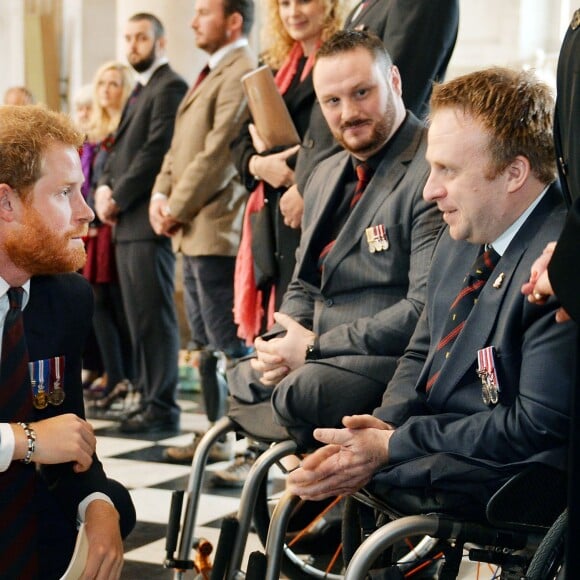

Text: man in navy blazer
xmin=0 ymin=106 xmax=134 ymax=578
xmin=96 ymin=13 xmax=187 ymax=433
xmin=289 ymin=67 xmax=576 ymax=512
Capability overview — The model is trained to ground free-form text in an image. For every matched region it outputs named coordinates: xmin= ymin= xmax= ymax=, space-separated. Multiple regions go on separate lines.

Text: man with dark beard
xmin=95 ymin=13 xmax=187 ymax=433
xmin=0 ymin=105 xmax=135 ymax=578
xmin=221 ymin=31 xmax=441 ymax=483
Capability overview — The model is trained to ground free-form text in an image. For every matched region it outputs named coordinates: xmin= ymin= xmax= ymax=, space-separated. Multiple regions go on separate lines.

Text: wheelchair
xmin=258 ymin=463 xmax=567 ymax=580
xmin=163 ymin=397 xmax=345 ymax=579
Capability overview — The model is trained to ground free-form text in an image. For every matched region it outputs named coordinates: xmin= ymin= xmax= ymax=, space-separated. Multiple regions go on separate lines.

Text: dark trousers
xmin=182 ymin=255 xmax=244 ymax=355
xmin=92 ymin=282 xmax=134 ymax=390
xmin=227 ymin=356 xmax=387 ymax=450
xmin=115 ymin=239 xmax=180 ymax=418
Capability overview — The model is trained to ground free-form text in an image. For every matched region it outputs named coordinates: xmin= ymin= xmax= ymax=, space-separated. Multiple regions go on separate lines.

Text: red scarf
xmin=234 ymin=42 xmax=316 ymax=344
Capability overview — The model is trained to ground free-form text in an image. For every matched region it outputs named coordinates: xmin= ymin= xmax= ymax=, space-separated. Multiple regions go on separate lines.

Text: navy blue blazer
xmin=373 ymin=184 xmax=575 ymax=503
xmin=24 ymin=273 xmax=108 ymax=522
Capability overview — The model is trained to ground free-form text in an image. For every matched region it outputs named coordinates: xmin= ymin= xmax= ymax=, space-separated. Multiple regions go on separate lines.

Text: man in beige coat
xmin=150 ymin=0 xmax=255 ymax=463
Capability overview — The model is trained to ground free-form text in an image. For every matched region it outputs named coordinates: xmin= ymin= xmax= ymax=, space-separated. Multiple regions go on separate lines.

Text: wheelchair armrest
xmin=486 ymin=463 xmax=567 ymax=531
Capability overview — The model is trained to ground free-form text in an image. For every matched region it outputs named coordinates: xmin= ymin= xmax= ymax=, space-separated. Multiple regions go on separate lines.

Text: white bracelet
xmin=18 ymin=422 xmax=36 ymax=464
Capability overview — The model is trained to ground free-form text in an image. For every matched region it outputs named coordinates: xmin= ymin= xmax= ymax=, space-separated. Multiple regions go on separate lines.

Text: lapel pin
xmin=492 ymin=273 xmax=505 ymax=289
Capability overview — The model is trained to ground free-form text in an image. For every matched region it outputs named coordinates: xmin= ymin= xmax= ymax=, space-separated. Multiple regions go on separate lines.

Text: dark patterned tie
xmin=426 ymin=247 xmax=500 ymax=392
xmin=318 ymin=164 xmax=374 ymax=269
xmin=0 ymin=287 xmax=38 ymax=577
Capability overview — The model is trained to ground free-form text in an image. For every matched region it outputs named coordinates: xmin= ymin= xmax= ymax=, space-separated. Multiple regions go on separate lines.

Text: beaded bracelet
xmin=17 ymin=422 xmax=36 ymax=464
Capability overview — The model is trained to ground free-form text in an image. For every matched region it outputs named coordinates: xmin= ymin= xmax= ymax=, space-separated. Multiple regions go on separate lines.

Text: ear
xmin=0 ymin=184 xmax=21 ymax=223
xmin=227 ymin=12 xmax=243 ymax=38
xmin=156 ymin=35 xmax=167 ymax=52
xmin=505 ymin=155 xmax=531 ymax=193
xmin=389 ymin=65 xmax=403 ymax=98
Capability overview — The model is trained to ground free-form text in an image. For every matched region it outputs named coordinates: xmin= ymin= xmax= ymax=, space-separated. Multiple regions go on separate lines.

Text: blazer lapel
xmin=179 ymin=48 xmax=245 ymax=114
xmin=321 ymin=115 xmax=424 ymax=286
xmin=296 ymin=154 xmax=350 ymax=284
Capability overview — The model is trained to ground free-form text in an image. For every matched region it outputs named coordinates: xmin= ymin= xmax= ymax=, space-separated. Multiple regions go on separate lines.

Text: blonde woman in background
xmin=81 ymin=61 xmax=136 ymax=409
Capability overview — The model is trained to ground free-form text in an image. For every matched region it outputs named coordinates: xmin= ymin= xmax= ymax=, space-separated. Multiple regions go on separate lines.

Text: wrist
xmin=17 ymin=422 xmax=36 ymax=464
xmin=250 ymin=155 xmax=261 ymax=181
xmin=305 ymin=337 xmax=321 ymax=361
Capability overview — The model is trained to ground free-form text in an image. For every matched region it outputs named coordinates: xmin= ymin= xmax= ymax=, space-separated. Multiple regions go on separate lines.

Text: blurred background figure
xmin=72 ymin=83 xmax=94 ymax=136
xmin=231 ymin=0 xmax=347 ymax=345
xmin=3 ymin=85 xmax=35 ymax=106
xmin=80 ymin=61 xmax=136 ymax=410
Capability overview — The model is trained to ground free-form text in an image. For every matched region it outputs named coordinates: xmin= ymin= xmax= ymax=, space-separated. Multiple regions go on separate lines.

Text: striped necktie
xmin=0 ymin=287 xmax=38 ymax=576
xmin=426 ymin=247 xmax=500 ymax=392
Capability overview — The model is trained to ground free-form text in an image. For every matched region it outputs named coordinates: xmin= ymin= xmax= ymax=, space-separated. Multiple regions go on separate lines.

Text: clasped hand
xmin=288 ymin=415 xmax=394 ymax=501
xmin=251 ymin=312 xmax=315 ymax=385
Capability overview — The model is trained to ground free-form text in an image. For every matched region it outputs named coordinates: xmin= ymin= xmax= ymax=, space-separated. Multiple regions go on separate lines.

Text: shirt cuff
xmin=0 ymin=423 xmax=16 ymax=472
xmin=77 ymin=492 xmax=115 ymax=525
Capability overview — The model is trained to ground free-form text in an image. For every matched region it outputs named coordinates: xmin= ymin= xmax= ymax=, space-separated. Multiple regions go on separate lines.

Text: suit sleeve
xmin=384 ymin=0 xmax=459 ymax=117
xmin=107 ymin=77 xmax=187 ymax=212
xmin=386 ymin=298 xmax=575 ymax=467
xmin=549 ymin=198 xmax=580 ymax=322
xmin=316 ymin=189 xmax=442 ymax=358
xmin=167 ymin=73 xmax=251 ymax=221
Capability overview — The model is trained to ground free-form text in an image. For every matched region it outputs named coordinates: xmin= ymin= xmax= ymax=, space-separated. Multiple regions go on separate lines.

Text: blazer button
xmin=325 ymin=298 xmax=334 ymax=307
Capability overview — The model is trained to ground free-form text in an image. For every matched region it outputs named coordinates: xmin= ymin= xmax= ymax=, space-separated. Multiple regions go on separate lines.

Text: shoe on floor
xmin=164 ymin=432 xmax=235 ymax=464
xmin=119 ymin=408 xmax=179 ymax=434
xmin=211 ymin=452 xmax=268 ymax=488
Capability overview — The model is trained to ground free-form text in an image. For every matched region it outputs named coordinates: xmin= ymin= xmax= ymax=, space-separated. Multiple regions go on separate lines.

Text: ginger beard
xmin=5 ymin=204 xmax=88 ymax=275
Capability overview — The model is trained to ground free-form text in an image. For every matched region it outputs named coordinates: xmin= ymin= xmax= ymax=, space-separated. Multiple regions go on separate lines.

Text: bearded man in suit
xmin=95 ymin=13 xmax=187 ymax=434
xmin=0 ymin=105 xmax=135 ymax=579
xmin=289 ymin=67 xmax=575 ymax=515
xmin=216 ymin=31 xmax=442 ymax=488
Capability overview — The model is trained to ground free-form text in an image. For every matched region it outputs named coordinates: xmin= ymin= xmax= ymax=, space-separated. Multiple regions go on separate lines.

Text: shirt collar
xmin=208 ymin=38 xmax=248 ymax=70
xmin=134 ymin=56 xmax=169 ymax=86
xmin=0 ymin=277 xmax=31 ymax=310
xmin=491 ymin=185 xmax=550 ymax=256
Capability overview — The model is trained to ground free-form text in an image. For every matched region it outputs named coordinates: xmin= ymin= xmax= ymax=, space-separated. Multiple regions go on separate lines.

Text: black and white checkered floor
xmin=89 ymin=388 xmax=286 ymax=579
xmin=89 ymin=389 xmax=487 ymax=579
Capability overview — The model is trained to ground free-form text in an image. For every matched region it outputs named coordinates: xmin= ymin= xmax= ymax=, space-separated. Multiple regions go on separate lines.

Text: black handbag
xmin=249 ymin=203 xmax=278 ymax=289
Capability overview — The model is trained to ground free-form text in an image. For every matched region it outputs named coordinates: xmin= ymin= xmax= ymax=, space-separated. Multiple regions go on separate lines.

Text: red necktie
xmin=318 ymin=164 xmax=373 ymax=270
xmin=426 ymin=247 xmax=500 ymax=392
xmin=350 ymin=163 xmax=372 ymax=208
xmin=192 ymin=65 xmax=211 ymax=91
xmin=0 ymin=287 xmax=38 ymax=576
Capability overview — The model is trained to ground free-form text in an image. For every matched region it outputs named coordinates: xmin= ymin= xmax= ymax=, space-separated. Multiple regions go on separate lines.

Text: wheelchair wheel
xmin=525 ymin=510 xmax=567 ymax=580
xmin=253 ymin=477 xmax=345 ymax=579
xmin=341 ymin=496 xmax=442 ymax=577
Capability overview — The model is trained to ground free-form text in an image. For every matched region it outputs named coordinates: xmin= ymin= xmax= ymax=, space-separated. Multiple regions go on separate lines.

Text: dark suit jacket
xmin=294 ymin=0 xmax=459 ymax=192
xmin=373 ymin=184 xmax=575 ymax=504
xmin=99 ymin=63 xmax=187 ymax=242
xmin=345 ymin=0 xmax=459 ymax=118
xmin=274 ymin=113 xmax=442 ymax=383
xmin=231 ymin=58 xmax=319 ymax=304
xmin=23 ymin=274 xmax=108 ymax=522
xmin=549 ymin=10 xmax=580 ymax=322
